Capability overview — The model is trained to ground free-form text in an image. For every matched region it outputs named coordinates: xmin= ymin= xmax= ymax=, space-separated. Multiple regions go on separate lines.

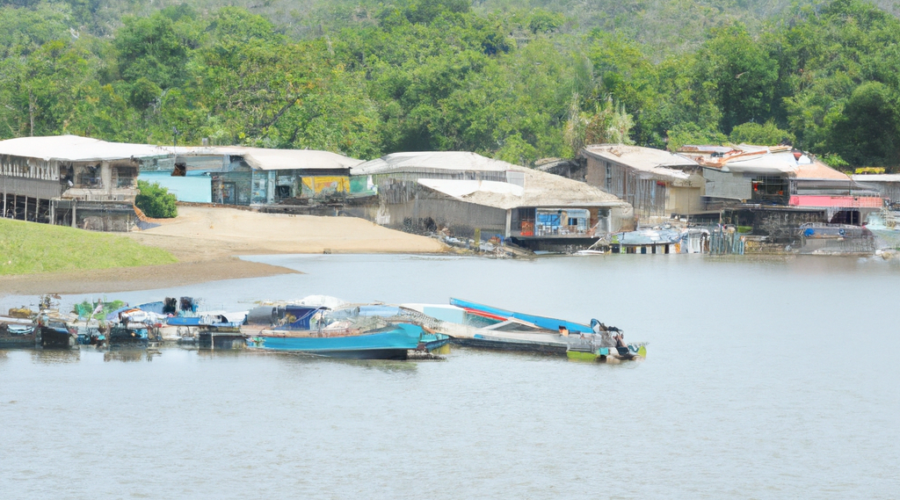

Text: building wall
xmin=0 ymin=176 xmax=64 ymax=199
xmin=721 ymin=208 xmax=827 ymax=243
xmin=138 ymin=172 xmax=212 ymax=203
xmin=1 ymin=154 xmax=141 ymax=230
xmin=584 ymin=156 xmax=667 ymax=219
xmin=667 ymin=185 xmax=703 ymax=216
xmin=378 ymin=191 xmax=508 ymax=238
xmin=211 ymin=170 xmax=252 ymax=205
xmin=854 ymin=180 xmax=900 ymax=205
xmin=703 ymin=168 xmax=752 ymax=200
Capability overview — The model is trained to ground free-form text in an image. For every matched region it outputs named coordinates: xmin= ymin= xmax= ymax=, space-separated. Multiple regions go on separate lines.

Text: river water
xmin=2 ymin=254 xmax=899 ymax=498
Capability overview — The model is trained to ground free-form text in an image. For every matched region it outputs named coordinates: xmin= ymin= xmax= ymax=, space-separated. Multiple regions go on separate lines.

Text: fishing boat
xmin=405 ymin=299 xmax=647 ymax=361
xmin=0 ymin=317 xmax=36 ymax=348
xmin=566 ymin=339 xmax=648 ymax=363
xmin=242 ymin=304 xmax=442 ymax=360
xmin=36 ymin=318 xmax=77 ymax=349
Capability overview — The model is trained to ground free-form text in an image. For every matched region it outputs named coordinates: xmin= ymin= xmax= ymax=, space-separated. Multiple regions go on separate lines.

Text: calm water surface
xmin=2 ymin=254 xmax=899 ymax=498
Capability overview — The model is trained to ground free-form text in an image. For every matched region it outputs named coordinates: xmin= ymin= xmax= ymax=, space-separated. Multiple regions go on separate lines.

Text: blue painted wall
xmin=139 ymin=171 xmax=212 ymax=203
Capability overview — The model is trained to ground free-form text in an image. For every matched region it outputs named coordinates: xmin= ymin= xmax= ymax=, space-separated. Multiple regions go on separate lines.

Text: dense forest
xmin=0 ymin=0 xmax=899 ymax=170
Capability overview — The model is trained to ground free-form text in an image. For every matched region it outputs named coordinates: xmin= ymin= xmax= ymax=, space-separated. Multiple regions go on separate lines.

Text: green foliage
xmin=566 ymin=95 xmax=635 ymax=150
xmin=694 ymin=24 xmax=779 ymax=133
xmin=72 ymin=299 xmax=126 ymax=318
xmin=826 ymin=81 xmax=900 ymax=167
xmin=729 ymin=121 xmax=794 ymax=146
xmin=0 ymin=0 xmax=899 ymax=170
xmin=0 ymin=218 xmax=176 ymax=275
xmin=136 ymin=180 xmax=178 ymax=218
xmin=666 ymin=122 xmax=728 ymax=152
xmin=820 ymin=153 xmax=849 ymax=169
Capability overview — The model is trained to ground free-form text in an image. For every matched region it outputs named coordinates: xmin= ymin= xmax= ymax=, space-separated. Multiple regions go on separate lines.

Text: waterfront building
xmin=0 ymin=135 xmax=170 ymax=231
xmin=346 ymin=151 xmax=630 ymax=251
xmin=141 ymin=146 xmax=362 ymax=207
xmin=577 ymin=145 xmax=706 ymax=223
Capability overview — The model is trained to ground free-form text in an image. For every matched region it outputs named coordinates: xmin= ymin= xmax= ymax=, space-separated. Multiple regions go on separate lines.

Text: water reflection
xmin=261 ymin=350 xmax=422 ymax=373
xmin=103 ymin=348 xmax=161 ymax=363
xmin=29 ymin=349 xmax=80 ymax=364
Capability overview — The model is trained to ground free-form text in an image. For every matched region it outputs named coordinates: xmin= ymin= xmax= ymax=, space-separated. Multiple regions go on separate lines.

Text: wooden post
xmin=23 ymin=196 xmax=28 ymax=222
xmin=49 ymin=199 xmax=54 ymax=225
xmin=71 ymin=200 xmax=77 ymax=228
xmin=505 ymin=209 xmax=512 ymax=238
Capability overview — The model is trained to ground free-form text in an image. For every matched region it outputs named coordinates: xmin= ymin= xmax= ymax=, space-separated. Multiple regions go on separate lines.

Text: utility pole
xmin=172 ymin=126 xmax=180 ymax=166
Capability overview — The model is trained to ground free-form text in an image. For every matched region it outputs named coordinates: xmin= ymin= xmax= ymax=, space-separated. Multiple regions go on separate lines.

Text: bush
xmin=136 ymin=180 xmax=178 ymax=218
xmin=729 ymin=121 xmax=794 ymax=146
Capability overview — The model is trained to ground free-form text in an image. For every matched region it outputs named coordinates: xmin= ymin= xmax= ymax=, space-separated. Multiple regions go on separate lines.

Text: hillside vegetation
xmin=0 ymin=218 xmax=176 ymax=275
xmin=0 ymin=0 xmax=898 ymax=170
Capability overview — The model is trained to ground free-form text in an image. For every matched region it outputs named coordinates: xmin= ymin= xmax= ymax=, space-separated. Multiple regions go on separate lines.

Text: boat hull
xmin=567 ymin=345 xmax=647 ymax=362
xmin=245 ymin=324 xmax=424 ymax=360
xmin=452 ymin=335 xmax=567 ymax=355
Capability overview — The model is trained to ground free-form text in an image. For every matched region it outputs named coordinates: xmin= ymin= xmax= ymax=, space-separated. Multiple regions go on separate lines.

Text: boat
xmin=408 ymin=299 xmax=647 ymax=361
xmin=36 ymin=318 xmax=77 ymax=349
xmin=246 ymin=323 xmax=427 ymax=360
xmin=242 ymin=304 xmax=444 ymax=360
xmin=566 ymin=340 xmax=648 ymax=363
xmin=0 ymin=317 xmax=36 ymax=348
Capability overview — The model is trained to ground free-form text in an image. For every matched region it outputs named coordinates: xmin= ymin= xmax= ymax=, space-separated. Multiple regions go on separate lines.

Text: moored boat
xmin=566 ymin=342 xmax=648 ymax=363
xmin=410 ymin=299 xmax=647 ymax=361
xmin=245 ymin=323 xmax=427 ymax=360
xmin=242 ymin=303 xmax=445 ymax=360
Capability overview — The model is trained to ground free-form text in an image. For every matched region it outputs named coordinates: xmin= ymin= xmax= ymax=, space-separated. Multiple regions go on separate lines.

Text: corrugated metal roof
xmin=352 ymin=151 xmax=512 ymax=176
xmin=213 ymin=146 xmax=362 ymax=171
xmin=418 ymin=166 xmax=627 ymax=210
xmin=581 ymin=144 xmax=697 ymax=181
xmin=723 ymin=151 xmax=799 ymax=174
xmin=795 ymin=161 xmax=850 ymax=181
xmin=852 ymin=174 xmax=900 ymax=182
xmin=0 ymin=135 xmax=170 ymax=162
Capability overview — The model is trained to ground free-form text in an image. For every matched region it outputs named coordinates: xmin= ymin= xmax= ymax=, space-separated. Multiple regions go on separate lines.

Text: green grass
xmin=0 ymin=219 xmax=177 ymax=275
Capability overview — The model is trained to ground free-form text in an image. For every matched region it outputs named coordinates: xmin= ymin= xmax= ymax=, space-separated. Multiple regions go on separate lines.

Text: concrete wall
xmin=721 ymin=207 xmax=827 ymax=243
xmin=704 ymin=168 xmax=752 ymax=200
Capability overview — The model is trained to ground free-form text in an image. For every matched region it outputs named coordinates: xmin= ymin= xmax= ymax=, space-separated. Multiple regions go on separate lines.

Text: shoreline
xmin=0 ymin=257 xmax=299 ymax=296
xmin=0 ymin=206 xmax=448 ymax=297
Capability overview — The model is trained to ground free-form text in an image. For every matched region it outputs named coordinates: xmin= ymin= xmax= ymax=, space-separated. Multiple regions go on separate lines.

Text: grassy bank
xmin=0 ymin=219 xmax=177 ymax=275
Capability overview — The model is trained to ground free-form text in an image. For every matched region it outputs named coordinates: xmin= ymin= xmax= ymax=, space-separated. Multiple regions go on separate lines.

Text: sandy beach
xmin=0 ymin=207 xmax=445 ymax=296
xmin=127 ymin=206 xmax=446 ymax=256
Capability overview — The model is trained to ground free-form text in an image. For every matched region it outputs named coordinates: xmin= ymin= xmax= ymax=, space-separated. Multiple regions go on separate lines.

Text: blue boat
xmin=244 ymin=323 xmax=427 ymax=360
xmin=441 ymin=299 xmax=646 ymax=360
xmin=448 ymin=298 xmax=594 ymax=333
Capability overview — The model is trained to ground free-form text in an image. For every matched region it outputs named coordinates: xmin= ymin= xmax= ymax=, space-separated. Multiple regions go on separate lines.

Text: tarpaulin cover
xmin=449 ymin=298 xmax=593 ymax=334
xmin=358 ymin=306 xmax=403 ymax=317
xmin=279 ymin=306 xmax=324 ymax=330
xmin=136 ymin=302 xmax=165 ymax=315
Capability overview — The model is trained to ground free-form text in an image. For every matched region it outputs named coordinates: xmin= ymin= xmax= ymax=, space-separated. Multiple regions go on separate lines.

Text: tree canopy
xmin=0 ymin=0 xmax=898 ymax=170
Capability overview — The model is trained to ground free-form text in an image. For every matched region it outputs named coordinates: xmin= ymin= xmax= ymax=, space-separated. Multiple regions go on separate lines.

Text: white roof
xmin=417 ymin=166 xmax=627 ymax=210
xmin=0 ymin=135 xmax=169 ymax=162
xmin=852 ymin=174 xmax=900 ymax=183
xmin=352 ymin=151 xmax=512 ymax=176
xmin=582 ymin=145 xmax=697 ymax=181
xmin=723 ymin=151 xmax=800 ymax=174
xmin=214 ymin=146 xmax=362 ymax=171
xmin=419 ymin=179 xmax=524 ymax=198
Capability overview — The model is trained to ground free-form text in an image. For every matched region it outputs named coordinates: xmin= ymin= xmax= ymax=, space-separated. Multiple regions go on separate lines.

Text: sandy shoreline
xmin=1 ymin=207 xmax=446 ymax=296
